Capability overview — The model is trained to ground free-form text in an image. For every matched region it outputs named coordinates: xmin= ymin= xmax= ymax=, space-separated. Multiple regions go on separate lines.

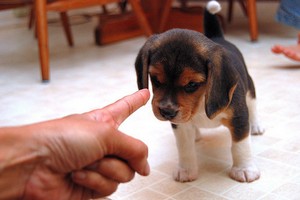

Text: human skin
xmin=0 ymin=89 xmax=150 ymax=200
xmin=271 ymin=33 xmax=300 ymax=61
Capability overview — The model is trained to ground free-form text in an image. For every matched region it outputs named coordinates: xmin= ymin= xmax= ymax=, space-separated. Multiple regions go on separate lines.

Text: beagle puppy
xmin=135 ymin=0 xmax=264 ymax=183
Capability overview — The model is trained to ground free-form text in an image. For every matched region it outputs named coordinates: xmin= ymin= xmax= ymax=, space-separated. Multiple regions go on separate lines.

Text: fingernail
xmin=73 ymin=171 xmax=86 ymax=180
xmin=144 ymin=163 xmax=150 ymax=176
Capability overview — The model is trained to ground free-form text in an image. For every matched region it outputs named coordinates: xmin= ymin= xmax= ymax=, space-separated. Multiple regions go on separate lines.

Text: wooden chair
xmin=159 ymin=0 xmax=206 ymax=33
xmin=0 ymin=0 xmax=31 ymax=10
xmin=1 ymin=0 xmax=152 ymax=82
xmin=29 ymin=3 xmax=75 ymax=47
xmin=0 ymin=0 xmax=75 ymax=46
xmin=159 ymin=0 xmax=258 ymax=42
xmin=35 ymin=0 xmax=152 ymax=82
xmin=227 ymin=0 xmax=258 ymax=42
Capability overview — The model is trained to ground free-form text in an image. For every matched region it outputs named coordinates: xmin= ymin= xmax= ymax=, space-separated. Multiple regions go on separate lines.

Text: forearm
xmin=0 ymin=125 xmax=45 ymax=199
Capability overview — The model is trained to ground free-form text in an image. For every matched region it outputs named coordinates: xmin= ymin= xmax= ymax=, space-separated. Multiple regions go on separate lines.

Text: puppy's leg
xmin=172 ymin=123 xmax=198 ymax=182
xmin=195 ymin=126 xmax=202 ymax=142
xmin=229 ymin=134 xmax=260 ymax=182
xmin=246 ymin=94 xmax=265 ymax=135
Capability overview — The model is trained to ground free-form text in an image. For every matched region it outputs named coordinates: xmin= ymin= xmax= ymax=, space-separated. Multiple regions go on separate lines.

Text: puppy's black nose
xmin=159 ymin=108 xmax=178 ymax=120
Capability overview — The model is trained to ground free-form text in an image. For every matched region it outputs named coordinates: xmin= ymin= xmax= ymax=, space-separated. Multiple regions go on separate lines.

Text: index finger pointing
xmin=102 ymin=89 xmax=150 ymax=126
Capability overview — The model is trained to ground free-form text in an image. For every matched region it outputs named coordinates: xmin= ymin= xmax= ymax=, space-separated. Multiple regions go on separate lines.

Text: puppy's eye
xmin=184 ymin=82 xmax=201 ymax=93
xmin=151 ymin=76 xmax=161 ymax=88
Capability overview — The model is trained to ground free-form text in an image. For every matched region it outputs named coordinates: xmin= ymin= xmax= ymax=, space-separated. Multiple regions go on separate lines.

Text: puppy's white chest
xmin=191 ymin=99 xmax=225 ymax=128
xmin=191 ymin=111 xmax=224 ymax=128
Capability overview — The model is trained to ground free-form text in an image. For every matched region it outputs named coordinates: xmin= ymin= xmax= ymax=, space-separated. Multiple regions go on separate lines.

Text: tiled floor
xmin=1 ymin=2 xmax=300 ymax=200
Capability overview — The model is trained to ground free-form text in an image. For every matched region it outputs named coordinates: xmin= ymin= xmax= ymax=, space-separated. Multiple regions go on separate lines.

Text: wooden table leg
xmin=247 ymin=0 xmax=258 ymax=41
xmin=35 ymin=0 xmax=50 ymax=82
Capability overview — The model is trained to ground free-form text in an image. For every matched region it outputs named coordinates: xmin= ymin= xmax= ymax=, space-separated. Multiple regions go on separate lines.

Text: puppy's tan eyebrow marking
xmin=149 ymin=64 xmax=166 ymax=83
xmin=178 ymin=68 xmax=206 ymax=86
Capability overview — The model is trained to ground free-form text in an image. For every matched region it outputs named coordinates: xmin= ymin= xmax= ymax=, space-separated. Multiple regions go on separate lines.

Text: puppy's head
xmin=135 ymin=29 xmax=238 ymax=123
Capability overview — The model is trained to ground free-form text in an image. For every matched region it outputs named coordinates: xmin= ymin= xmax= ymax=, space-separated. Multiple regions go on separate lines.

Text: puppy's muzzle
xmin=159 ymin=107 xmax=178 ymax=120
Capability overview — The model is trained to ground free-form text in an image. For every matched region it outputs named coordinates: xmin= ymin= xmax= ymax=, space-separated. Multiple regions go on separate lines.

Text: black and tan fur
xmin=135 ymin=1 xmax=264 ymax=182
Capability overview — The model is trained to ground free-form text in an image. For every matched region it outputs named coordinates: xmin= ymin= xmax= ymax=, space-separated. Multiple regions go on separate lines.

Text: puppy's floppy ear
xmin=205 ymin=48 xmax=238 ymax=119
xmin=135 ymin=35 xmax=159 ymax=89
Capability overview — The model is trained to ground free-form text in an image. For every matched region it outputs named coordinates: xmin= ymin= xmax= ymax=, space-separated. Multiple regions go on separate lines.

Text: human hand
xmin=18 ymin=89 xmax=150 ymax=199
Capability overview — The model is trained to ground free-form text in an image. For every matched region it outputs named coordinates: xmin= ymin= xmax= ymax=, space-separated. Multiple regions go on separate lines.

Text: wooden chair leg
xmin=227 ymin=0 xmax=234 ymax=22
xmin=29 ymin=6 xmax=73 ymax=46
xmin=35 ymin=0 xmax=50 ymax=82
xmin=118 ymin=0 xmax=127 ymax=13
xmin=128 ymin=0 xmax=153 ymax=36
xmin=60 ymin=12 xmax=74 ymax=47
xmin=238 ymin=0 xmax=248 ymax=16
xmin=180 ymin=0 xmax=188 ymax=9
xmin=102 ymin=5 xmax=108 ymax=14
xmin=246 ymin=0 xmax=258 ymax=41
xmin=28 ymin=6 xmax=38 ymax=38
xmin=28 ymin=6 xmax=35 ymax=29
xmin=159 ymin=0 xmax=173 ymax=32
xmin=228 ymin=0 xmax=247 ymax=23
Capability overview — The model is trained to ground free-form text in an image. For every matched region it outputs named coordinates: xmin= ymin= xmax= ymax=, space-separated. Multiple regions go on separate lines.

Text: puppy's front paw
xmin=173 ymin=166 xmax=198 ymax=182
xmin=229 ymin=164 xmax=260 ymax=182
xmin=251 ymin=123 xmax=265 ymax=135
